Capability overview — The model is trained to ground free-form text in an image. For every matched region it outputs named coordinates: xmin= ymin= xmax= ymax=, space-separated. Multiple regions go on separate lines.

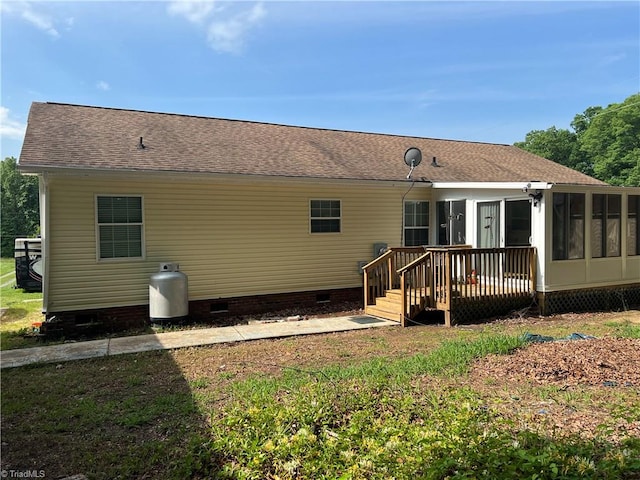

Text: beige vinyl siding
xmin=46 ymin=175 xmax=430 ymax=312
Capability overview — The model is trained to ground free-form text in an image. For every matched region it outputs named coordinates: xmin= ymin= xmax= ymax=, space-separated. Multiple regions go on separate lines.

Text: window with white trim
xmin=552 ymin=192 xmax=584 ymax=260
xmin=591 ymin=194 xmax=621 ymax=258
xmin=96 ymin=195 xmax=144 ymax=259
xmin=310 ymin=200 xmax=341 ymax=233
xmin=404 ymin=201 xmax=429 ymax=246
xmin=629 ymin=195 xmax=640 ymax=256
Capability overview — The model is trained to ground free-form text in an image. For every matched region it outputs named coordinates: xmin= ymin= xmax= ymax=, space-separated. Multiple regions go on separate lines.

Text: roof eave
xmin=17 ymin=164 xmax=434 ymax=188
xmin=431 ymin=181 xmax=555 ymax=190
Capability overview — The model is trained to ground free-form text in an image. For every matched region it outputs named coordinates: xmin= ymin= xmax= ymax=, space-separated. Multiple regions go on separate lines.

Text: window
xmin=552 ymin=193 xmax=584 ymax=260
xmin=96 ymin=196 xmax=143 ymax=259
xmin=436 ymin=200 xmax=466 ymax=245
xmin=310 ymin=200 xmax=341 ymax=233
xmin=629 ymin=195 xmax=640 ymax=256
xmin=591 ymin=194 xmax=621 ymax=258
xmin=404 ymin=201 xmax=429 ymax=246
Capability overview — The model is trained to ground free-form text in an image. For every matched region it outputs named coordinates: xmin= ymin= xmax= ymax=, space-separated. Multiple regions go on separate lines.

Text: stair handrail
xmin=397 ymin=251 xmax=432 ymax=274
xmin=361 ymin=249 xmax=395 ymax=271
xmin=397 ymin=246 xmax=471 ymax=327
xmin=362 ymin=247 xmax=425 ymax=307
xmin=398 ymin=251 xmax=432 ymax=326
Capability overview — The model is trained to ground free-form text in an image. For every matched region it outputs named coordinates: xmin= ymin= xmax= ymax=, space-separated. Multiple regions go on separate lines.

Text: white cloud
xmin=599 ymin=53 xmax=627 ymax=67
xmin=96 ymin=81 xmax=111 ymax=91
xmin=167 ymin=0 xmax=215 ymax=24
xmin=207 ymin=3 xmax=266 ymax=54
xmin=167 ymin=1 xmax=266 ymax=54
xmin=1 ymin=1 xmax=60 ymax=38
xmin=0 ymin=107 xmax=27 ymax=140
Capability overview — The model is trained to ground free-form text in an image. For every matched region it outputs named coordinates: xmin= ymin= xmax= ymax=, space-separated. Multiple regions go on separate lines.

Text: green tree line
xmin=1 ymin=157 xmax=39 ymax=257
xmin=514 ymin=92 xmax=640 ymax=186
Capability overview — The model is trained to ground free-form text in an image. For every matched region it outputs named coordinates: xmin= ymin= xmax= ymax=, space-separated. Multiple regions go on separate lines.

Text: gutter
xmin=430 ymin=181 xmax=554 ymax=190
xmin=17 ymin=165 xmax=434 ymax=189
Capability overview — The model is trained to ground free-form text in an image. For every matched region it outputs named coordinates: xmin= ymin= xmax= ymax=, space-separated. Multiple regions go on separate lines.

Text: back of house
xmin=18 ymin=102 xmax=640 ymax=332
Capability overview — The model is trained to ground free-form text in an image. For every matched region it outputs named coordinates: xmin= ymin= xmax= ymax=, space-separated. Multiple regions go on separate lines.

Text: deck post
xmin=529 ymin=248 xmax=537 ymax=293
xmin=443 ymin=309 xmax=452 ymax=327
xmin=363 ymin=266 xmax=370 ymax=307
xmin=400 ymin=273 xmax=407 ymax=327
xmin=445 ymin=251 xmax=453 ymax=325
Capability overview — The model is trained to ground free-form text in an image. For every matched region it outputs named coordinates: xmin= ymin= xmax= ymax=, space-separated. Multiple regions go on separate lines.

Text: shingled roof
xmin=19 ymin=102 xmax=606 ymax=186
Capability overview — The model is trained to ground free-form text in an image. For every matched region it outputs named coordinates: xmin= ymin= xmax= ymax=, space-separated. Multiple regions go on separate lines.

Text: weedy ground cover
xmin=2 ymin=311 xmax=639 ymax=479
xmin=0 ymin=257 xmax=43 ymax=350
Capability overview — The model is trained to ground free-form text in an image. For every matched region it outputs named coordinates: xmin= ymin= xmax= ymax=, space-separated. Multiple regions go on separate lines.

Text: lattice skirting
xmin=450 ymin=295 xmax=535 ymax=325
xmin=538 ymin=284 xmax=640 ymax=316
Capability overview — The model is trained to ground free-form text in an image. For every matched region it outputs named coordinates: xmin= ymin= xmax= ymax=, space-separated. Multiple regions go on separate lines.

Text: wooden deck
xmin=363 ymin=246 xmax=536 ymax=326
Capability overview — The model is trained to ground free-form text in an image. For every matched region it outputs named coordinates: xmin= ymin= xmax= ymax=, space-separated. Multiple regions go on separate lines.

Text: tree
xmin=513 ymin=126 xmax=591 ymax=176
xmin=515 ymin=93 xmax=640 ymax=186
xmin=0 ymin=157 xmax=40 ymax=257
xmin=578 ymin=94 xmax=640 ymax=186
xmin=570 ymin=105 xmax=603 ymax=136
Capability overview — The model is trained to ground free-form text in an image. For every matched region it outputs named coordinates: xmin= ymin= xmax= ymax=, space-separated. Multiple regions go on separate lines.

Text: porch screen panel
xmin=629 ymin=195 xmax=640 ymax=256
xmin=553 ymin=193 xmax=584 ymax=260
xmin=568 ymin=193 xmax=585 ymax=259
xmin=591 ymin=194 xmax=604 ymax=258
xmin=552 ymin=194 xmax=567 ymax=260
xmin=591 ymin=194 xmax=621 ymax=258
xmin=606 ymin=195 xmax=621 ymax=257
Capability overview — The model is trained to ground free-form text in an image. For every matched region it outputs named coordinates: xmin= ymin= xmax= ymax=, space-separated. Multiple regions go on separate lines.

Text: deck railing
xmin=362 ymin=247 xmax=426 ymax=308
xmin=397 ymin=246 xmax=536 ymax=326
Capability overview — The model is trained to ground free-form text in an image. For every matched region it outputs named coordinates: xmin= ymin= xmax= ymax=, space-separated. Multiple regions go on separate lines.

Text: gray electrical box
xmin=373 ymin=243 xmax=388 ymax=257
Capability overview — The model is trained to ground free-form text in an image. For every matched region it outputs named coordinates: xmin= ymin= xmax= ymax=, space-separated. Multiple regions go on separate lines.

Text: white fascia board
xmin=431 ymin=181 xmax=553 ymax=190
xmin=19 ymin=166 xmax=434 ymax=189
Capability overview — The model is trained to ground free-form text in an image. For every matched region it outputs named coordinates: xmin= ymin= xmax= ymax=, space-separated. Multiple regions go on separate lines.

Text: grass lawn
xmin=1 ymin=309 xmax=639 ymax=479
xmin=0 ymin=257 xmax=44 ymax=350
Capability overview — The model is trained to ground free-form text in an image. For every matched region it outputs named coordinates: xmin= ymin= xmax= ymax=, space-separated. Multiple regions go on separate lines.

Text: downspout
xmin=39 ymin=173 xmax=50 ymax=315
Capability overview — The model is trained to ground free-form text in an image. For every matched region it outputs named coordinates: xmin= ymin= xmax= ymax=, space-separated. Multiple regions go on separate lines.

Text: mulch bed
xmin=472 ymin=337 xmax=640 ymax=387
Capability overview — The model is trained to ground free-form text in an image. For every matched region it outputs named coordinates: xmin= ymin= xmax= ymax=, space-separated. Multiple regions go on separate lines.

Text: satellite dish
xmin=404 ymin=147 xmax=422 ymax=167
xmin=404 ymin=147 xmax=422 ymax=179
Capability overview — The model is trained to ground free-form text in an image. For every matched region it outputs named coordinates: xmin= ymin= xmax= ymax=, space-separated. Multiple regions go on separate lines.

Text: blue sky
xmin=1 ymin=1 xmax=638 ymax=161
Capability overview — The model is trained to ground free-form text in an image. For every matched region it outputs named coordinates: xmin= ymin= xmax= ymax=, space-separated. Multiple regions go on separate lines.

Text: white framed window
xmin=591 ymin=194 xmax=621 ymax=258
xmin=96 ymin=195 xmax=144 ymax=260
xmin=629 ymin=195 xmax=640 ymax=256
xmin=552 ymin=193 xmax=585 ymax=260
xmin=310 ymin=199 xmax=341 ymax=233
xmin=404 ymin=201 xmax=429 ymax=246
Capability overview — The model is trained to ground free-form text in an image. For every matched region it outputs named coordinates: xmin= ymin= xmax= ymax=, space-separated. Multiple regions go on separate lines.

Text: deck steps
xmin=365 ymin=289 xmax=428 ymax=323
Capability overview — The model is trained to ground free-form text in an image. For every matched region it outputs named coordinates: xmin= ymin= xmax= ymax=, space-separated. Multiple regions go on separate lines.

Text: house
xmin=18 ymin=102 xmax=640 ymax=331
